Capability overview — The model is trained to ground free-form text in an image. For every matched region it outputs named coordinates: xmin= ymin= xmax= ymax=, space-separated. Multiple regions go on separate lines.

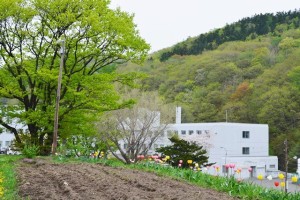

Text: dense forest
xmin=160 ymin=10 xmax=300 ymax=61
xmin=119 ymin=10 xmax=300 ymax=171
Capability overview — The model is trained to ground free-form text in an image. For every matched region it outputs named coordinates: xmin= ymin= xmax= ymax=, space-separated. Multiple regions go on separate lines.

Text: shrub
xmin=22 ymin=144 xmax=39 ymax=158
xmin=156 ymin=136 xmax=209 ymax=168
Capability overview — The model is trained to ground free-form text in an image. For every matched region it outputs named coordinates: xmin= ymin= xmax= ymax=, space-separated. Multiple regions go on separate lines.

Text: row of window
xmin=167 ymin=130 xmax=210 ymax=137
xmin=166 ymin=130 xmax=250 ymax=138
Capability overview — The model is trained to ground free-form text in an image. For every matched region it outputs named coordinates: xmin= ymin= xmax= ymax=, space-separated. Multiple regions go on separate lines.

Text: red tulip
xmin=274 ymin=181 xmax=279 ymax=187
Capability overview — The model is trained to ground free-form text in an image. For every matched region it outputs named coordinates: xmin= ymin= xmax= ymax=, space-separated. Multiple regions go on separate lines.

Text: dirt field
xmin=17 ymin=159 xmax=237 ymax=200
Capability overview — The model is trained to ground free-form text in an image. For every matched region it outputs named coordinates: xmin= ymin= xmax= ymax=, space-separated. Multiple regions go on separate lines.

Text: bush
xmin=156 ymin=136 xmax=209 ymax=168
xmin=22 ymin=144 xmax=39 ymax=158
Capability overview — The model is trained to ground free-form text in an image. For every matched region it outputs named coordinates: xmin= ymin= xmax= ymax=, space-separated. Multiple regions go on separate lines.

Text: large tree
xmin=98 ymin=90 xmax=173 ymax=164
xmin=0 ymin=0 xmax=149 ymax=153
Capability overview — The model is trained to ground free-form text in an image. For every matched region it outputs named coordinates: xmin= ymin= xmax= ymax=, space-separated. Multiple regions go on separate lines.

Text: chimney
xmin=176 ymin=106 xmax=181 ymax=124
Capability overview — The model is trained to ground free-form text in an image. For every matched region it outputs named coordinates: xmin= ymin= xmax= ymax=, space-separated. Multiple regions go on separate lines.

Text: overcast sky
xmin=110 ymin=0 xmax=300 ymax=53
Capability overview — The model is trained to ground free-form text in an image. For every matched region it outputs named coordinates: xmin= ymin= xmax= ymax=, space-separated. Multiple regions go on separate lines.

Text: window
xmin=181 ymin=130 xmax=186 ymax=135
xmin=174 ymin=130 xmax=179 ymax=136
xmin=196 ymin=130 xmax=202 ymax=135
xmin=269 ymin=164 xmax=275 ymax=169
xmin=5 ymin=141 xmax=10 ymax=147
xmin=242 ymin=147 xmax=250 ymax=155
xmin=242 ymin=131 xmax=250 ymax=138
xmin=188 ymin=130 xmax=194 ymax=135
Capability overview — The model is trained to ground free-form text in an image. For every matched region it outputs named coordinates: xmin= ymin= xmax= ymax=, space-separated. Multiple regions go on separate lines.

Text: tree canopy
xmin=0 ymin=0 xmax=149 ymax=153
xmin=156 ymin=136 xmax=209 ymax=168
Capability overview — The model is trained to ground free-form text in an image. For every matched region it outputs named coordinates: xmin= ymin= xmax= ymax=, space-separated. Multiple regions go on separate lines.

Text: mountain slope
xmin=119 ymin=14 xmax=300 ymax=171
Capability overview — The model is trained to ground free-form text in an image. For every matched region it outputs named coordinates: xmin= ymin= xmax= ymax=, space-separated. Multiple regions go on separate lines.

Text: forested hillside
xmin=119 ymin=10 xmax=300 ymax=171
xmin=160 ymin=10 xmax=300 ymax=61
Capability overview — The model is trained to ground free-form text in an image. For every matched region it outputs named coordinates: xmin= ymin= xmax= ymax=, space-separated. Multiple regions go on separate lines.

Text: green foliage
xmin=118 ymin=16 xmax=300 ymax=171
xmin=60 ymin=135 xmax=96 ymax=158
xmin=156 ymin=136 xmax=209 ymax=168
xmin=22 ymin=144 xmax=39 ymax=158
xmin=0 ymin=0 xmax=149 ymax=153
xmin=0 ymin=155 xmax=22 ymax=200
xmin=159 ymin=10 xmax=300 ymax=61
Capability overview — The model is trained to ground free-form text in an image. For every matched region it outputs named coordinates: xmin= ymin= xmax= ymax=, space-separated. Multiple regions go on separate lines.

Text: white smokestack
xmin=176 ymin=106 xmax=181 ymax=124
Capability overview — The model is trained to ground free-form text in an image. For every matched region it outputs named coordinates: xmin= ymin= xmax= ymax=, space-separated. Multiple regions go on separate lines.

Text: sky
xmin=110 ymin=0 xmax=300 ymax=53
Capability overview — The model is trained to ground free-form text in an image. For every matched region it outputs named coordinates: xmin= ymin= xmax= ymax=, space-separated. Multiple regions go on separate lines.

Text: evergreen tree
xmin=156 ymin=136 xmax=209 ymax=168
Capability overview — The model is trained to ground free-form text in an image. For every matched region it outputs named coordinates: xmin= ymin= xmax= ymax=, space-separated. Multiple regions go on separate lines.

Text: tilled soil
xmin=17 ymin=159 xmax=237 ymax=200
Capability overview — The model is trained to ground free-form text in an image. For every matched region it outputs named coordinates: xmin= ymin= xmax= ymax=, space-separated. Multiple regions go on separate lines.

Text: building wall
xmin=153 ymin=122 xmax=278 ymax=179
xmin=0 ymin=133 xmax=15 ymax=150
xmin=163 ymin=122 xmax=269 ymax=158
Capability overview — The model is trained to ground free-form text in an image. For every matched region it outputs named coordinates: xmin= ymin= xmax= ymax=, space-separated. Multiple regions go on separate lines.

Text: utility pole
xmin=52 ymin=40 xmax=65 ymax=155
xmin=284 ymin=139 xmax=288 ymax=193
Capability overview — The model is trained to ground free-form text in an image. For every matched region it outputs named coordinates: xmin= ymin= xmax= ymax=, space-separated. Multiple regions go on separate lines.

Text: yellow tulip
xmin=280 ymin=182 xmax=285 ymax=187
xmin=165 ymin=155 xmax=170 ymax=160
xmin=187 ymin=160 xmax=193 ymax=164
xmin=257 ymin=174 xmax=263 ymax=180
xmin=0 ymin=187 xmax=3 ymax=197
xmin=292 ymin=176 xmax=298 ymax=183
xmin=195 ymin=163 xmax=199 ymax=167
xmin=278 ymin=173 xmax=285 ymax=180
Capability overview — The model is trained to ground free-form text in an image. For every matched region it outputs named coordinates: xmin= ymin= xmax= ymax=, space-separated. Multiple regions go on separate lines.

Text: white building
xmin=0 ymin=118 xmax=25 ymax=153
xmin=154 ymin=107 xmax=278 ymax=179
xmin=0 ymin=132 xmax=14 ymax=152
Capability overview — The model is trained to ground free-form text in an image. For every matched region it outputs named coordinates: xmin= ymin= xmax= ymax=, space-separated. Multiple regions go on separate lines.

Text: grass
xmin=0 ymin=155 xmax=22 ymax=200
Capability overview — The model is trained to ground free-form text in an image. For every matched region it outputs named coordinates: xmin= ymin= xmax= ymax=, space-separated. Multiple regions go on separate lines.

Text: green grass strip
xmin=0 ymin=155 xmax=22 ymax=200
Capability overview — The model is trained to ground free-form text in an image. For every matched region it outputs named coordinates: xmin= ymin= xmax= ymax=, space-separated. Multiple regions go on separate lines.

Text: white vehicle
xmin=6 ymin=147 xmax=21 ymax=155
xmin=0 ymin=147 xmax=7 ymax=154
